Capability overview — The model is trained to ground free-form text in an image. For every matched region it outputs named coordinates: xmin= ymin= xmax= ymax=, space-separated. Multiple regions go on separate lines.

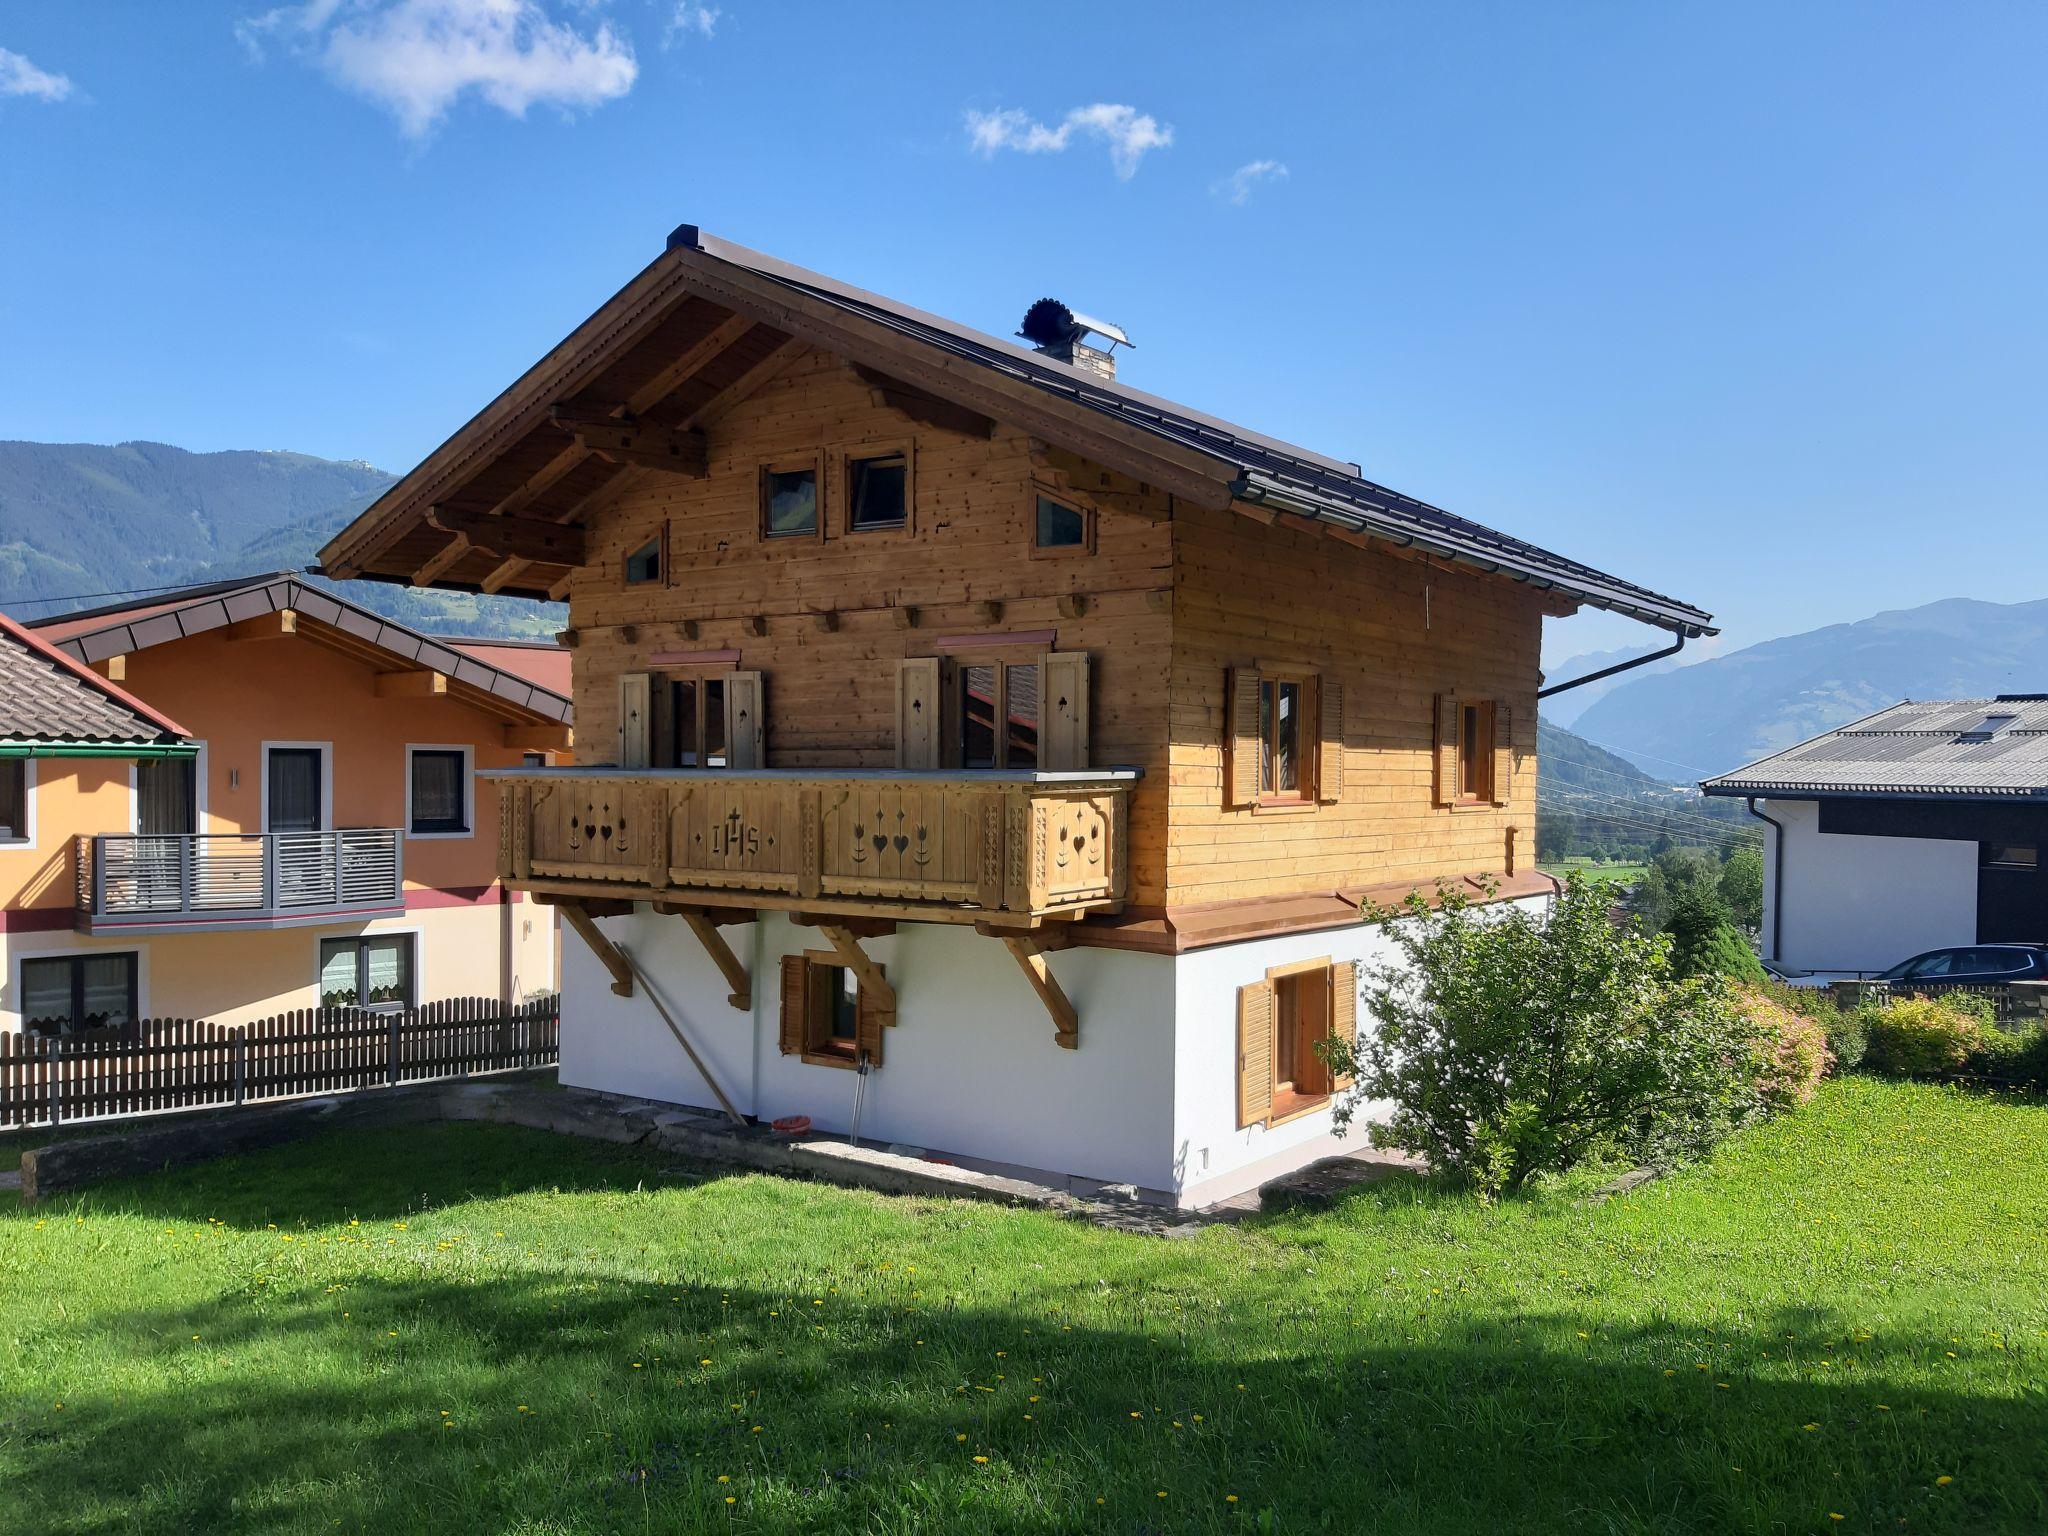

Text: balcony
xmin=76 ymin=830 xmax=406 ymax=935
xmin=488 ymin=768 xmax=1135 ymax=924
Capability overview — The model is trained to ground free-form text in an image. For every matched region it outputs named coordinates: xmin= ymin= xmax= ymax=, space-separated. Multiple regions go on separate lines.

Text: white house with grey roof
xmin=1702 ymin=698 xmax=2048 ymax=976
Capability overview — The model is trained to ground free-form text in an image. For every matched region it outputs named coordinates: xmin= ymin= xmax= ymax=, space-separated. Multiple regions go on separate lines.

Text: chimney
xmin=1019 ymin=299 xmax=1131 ymax=382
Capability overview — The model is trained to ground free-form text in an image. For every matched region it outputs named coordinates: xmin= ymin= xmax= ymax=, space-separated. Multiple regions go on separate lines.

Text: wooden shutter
xmin=1226 ymin=667 xmax=1262 ymax=808
xmin=619 ymin=672 xmax=652 ymax=769
xmin=856 ymin=964 xmax=890 ymax=1066
xmin=1317 ymin=677 xmax=1344 ymax=803
xmin=1042 ymin=652 xmax=1091 ymax=771
xmin=725 ymin=671 xmax=765 ymax=768
xmin=1491 ymin=702 xmax=1513 ymax=807
xmin=1237 ymin=979 xmax=1275 ymax=1128
xmin=1433 ymin=692 xmax=1461 ymax=806
xmin=1329 ymin=960 xmax=1358 ymax=1091
xmin=895 ymin=658 xmax=941 ymax=770
xmin=778 ymin=955 xmax=807 ymax=1056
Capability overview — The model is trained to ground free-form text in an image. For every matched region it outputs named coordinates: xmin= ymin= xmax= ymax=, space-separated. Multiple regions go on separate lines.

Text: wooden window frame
xmin=655 ymin=667 xmax=736 ymax=770
xmin=1267 ymin=956 xmax=1335 ymax=1123
xmin=1028 ymin=488 xmax=1095 ymax=559
xmin=622 ymin=526 xmax=666 ymax=587
xmin=841 ymin=440 xmax=915 ymax=538
xmin=758 ymin=453 xmax=825 ymax=543
xmin=1237 ymin=957 xmax=1359 ymax=1129
xmin=1255 ymin=671 xmax=1317 ymax=809
xmin=783 ymin=950 xmax=886 ymax=1070
xmin=944 ymin=649 xmax=1048 ymax=771
xmin=1458 ymin=699 xmax=1497 ymax=806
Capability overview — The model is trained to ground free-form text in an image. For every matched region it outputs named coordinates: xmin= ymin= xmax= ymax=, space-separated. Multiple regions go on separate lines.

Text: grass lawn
xmin=2 ymin=1080 xmax=2043 ymax=1534
xmin=1542 ymin=857 xmax=1652 ymax=887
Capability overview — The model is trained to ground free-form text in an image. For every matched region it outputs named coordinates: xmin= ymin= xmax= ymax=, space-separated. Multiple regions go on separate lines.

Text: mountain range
xmin=0 ymin=440 xmax=563 ymax=637
xmin=1563 ymin=596 xmax=2048 ymax=781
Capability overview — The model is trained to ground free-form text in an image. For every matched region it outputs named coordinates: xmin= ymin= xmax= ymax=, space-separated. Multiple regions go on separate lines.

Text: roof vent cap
xmin=1019 ymin=299 xmax=1130 ymax=381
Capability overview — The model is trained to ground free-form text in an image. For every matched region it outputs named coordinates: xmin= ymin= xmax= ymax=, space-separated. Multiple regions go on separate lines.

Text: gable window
xmin=624 ymin=535 xmax=662 ymax=585
xmin=319 ymin=935 xmax=415 ymax=1012
xmin=20 ymin=952 xmax=138 ymax=1036
xmin=1237 ymin=958 xmax=1358 ymax=1128
xmin=956 ymin=659 xmax=1039 ymax=769
xmin=0 ymin=759 xmax=28 ymax=844
xmin=1227 ymin=668 xmax=1341 ymax=809
xmin=778 ymin=952 xmax=887 ymax=1068
xmin=407 ymin=747 xmax=472 ymax=836
xmin=761 ymin=460 xmax=819 ymax=539
xmin=846 ymin=448 xmax=909 ymax=532
xmin=1032 ymin=493 xmax=1092 ymax=554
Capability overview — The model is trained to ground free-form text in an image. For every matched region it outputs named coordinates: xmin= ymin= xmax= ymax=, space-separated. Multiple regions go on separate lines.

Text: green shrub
xmin=1962 ymin=1024 xmax=2048 ymax=1090
xmin=1326 ymin=873 xmax=1771 ymax=1198
xmin=1731 ymin=984 xmax=1833 ymax=1110
xmin=1822 ymin=1008 xmax=1869 ymax=1073
xmin=1665 ymin=888 xmax=1766 ymax=983
xmin=1864 ymin=995 xmax=1984 ymax=1078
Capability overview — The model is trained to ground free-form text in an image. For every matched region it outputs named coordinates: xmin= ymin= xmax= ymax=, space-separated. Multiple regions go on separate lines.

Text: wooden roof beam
xmin=426 ymin=506 xmax=588 ymax=565
xmin=624 ymin=311 xmax=757 ymax=414
xmin=412 ymin=533 xmax=472 ymax=587
xmin=373 ymin=669 xmax=448 ymax=700
xmin=222 ymin=608 xmax=297 ymax=642
xmin=681 ymin=335 xmax=807 ymax=432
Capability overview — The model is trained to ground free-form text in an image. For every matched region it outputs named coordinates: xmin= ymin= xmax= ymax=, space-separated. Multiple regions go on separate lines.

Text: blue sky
xmin=1 ymin=2 xmax=2043 ymax=663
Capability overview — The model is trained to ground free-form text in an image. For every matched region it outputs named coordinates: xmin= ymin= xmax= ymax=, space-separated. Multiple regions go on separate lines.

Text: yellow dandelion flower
xmin=1936 ymin=1476 xmax=1953 ymax=1486
xmin=973 ymin=1455 xmax=989 ymax=1464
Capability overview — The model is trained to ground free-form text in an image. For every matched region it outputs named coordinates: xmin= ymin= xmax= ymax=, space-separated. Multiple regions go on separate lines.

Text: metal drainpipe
xmin=1537 ymin=632 xmax=1687 ymax=699
xmin=1745 ymin=796 xmax=1785 ymax=964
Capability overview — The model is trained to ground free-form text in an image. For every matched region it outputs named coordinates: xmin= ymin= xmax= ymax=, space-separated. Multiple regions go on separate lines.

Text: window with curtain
xmin=20 ymin=953 xmax=138 ymax=1036
xmin=409 ymin=749 xmax=468 ymax=834
xmin=136 ymin=756 xmax=196 ymax=837
xmin=319 ymin=936 xmax=414 ymax=1011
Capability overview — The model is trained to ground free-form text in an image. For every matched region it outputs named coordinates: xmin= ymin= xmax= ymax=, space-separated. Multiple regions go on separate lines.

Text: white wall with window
xmin=11 ymin=947 xmax=144 ymax=1036
xmin=1765 ymin=797 xmax=1977 ymax=975
xmin=317 ymin=932 xmax=418 ymax=1010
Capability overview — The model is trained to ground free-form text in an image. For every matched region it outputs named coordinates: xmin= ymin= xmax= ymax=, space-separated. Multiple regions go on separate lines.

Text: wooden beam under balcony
xmin=559 ymin=901 xmax=634 ymax=997
xmin=504 ymin=723 xmax=573 ymax=752
xmin=1000 ymin=934 xmax=1079 ymax=1050
xmin=817 ymin=924 xmax=895 ymax=1020
xmin=650 ymin=903 xmax=752 ymax=1010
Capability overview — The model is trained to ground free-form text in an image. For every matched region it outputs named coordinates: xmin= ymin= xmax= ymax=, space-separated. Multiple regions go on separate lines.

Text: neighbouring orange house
xmin=1 ymin=572 xmax=572 ymax=1033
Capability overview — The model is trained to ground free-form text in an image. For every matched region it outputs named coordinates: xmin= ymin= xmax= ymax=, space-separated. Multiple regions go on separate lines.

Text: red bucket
xmin=770 ymin=1114 xmax=812 ymax=1138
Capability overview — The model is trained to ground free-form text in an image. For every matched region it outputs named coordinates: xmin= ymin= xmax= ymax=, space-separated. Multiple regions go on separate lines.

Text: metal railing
xmin=79 ymin=829 xmax=405 ymax=929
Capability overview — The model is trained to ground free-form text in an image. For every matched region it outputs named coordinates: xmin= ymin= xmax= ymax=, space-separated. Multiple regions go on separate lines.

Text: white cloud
xmin=663 ymin=2 xmax=718 ymax=45
xmin=1213 ymin=158 xmax=1288 ymax=206
xmin=0 ymin=47 xmax=74 ymax=102
xmin=237 ymin=0 xmax=637 ymax=138
xmin=965 ymin=102 xmax=1173 ymax=180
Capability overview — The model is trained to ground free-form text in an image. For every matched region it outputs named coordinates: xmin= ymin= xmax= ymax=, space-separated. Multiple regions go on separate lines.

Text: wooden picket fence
xmin=0 ymin=993 xmax=559 ymax=1130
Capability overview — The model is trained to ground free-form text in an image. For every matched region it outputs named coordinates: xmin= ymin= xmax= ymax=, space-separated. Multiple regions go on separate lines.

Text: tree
xmin=1324 ymin=874 xmax=1769 ymax=1198
xmin=1719 ymin=846 xmax=1764 ymax=933
xmin=1666 ymin=887 xmax=1765 ymax=982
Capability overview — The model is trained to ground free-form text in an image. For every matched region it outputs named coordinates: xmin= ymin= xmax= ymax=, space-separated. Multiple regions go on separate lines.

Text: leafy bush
xmin=1961 ymin=1024 xmax=2048 ymax=1090
xmin=1718 ymin=846 xmax=1765 ymax=933
xmin=1822 ymin=1008 xmax=1869 ymax=1073
xmin=1324 ymin=873 xmax=1771 ymax=1198
xmin=1730 ymin=985 xmax=1832 ymax=1111
xmin=1863 ymin=996 xmax=1984 ymax=1078
xmin=1665 ymin=888 xmax=1766 ymax=983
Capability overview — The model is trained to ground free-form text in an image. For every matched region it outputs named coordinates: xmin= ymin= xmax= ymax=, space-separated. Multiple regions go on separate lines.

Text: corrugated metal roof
xmin=676 ymin=227 xmax=1717 ymax=638
xmin=0 ymin=613 xmax=189 ymax=747
xmin=27 ymin=573 xmax=574 ymax=725
xmin=1702 ymin=698 xmax=2048 ymax=799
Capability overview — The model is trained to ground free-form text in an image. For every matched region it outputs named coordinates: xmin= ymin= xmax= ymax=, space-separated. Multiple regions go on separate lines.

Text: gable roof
xmin=28 ymin=573 xmax=572 ymax=726
xmin=1701 ymin=698 xmax=2048 ymax=801
xmin=440 ymin=637 xmax=572 ymax=696
xmin=318 ymin=225 xmax=1714 ymax=639
xmin=0 ymin=611 xmax=190 ymax=753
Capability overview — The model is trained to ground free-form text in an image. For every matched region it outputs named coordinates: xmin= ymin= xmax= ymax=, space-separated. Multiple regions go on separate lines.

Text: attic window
xmin=847 ymin=450 xmax=909 ymax=532
xmin=1033 ymin=494 xmax=1091 ymax=554
xmin=1960 ymin=712 xmax=2019 ymax=742
xmin=761 ymin=460 xmax=820 ymax=539
xmin=624 ymin=536 xmax=662 ymax=585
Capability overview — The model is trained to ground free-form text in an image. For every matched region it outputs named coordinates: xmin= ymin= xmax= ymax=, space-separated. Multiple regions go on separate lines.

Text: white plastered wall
xmin=1766 ymin=798 xmax=1977 ymax=974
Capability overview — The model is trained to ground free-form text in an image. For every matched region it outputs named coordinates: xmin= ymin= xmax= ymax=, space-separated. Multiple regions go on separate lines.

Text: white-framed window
xmin=0 ymin=758 xmax=35 ymax=848
xmin=405 ymin=744 xmax=474 ymax=839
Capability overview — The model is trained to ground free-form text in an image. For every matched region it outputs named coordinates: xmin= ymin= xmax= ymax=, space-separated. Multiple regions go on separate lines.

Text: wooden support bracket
xmin=817 ymin=924 xmax=896 ymax=1020
xmin=1000 ymin=934 xmax=1079 ymax=1050
xmin=548 ymin=404 xmax=707 ymax=476
xmin=665 ymin=906 xmax=752 ymax=1010
xmin=559 ymin=901 xmax=634 ymax=997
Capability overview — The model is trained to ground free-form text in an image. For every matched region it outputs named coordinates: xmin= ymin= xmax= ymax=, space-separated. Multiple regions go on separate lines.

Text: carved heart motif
xmin=583 ymin=823 xmax=597 ymax=839
xmin=1072 ymin=834 xmax=1086 ymax=852
xmin=893 ymin=834 xmax=909 ymax=853
xmin=872 ymin=833 xmax=888 ymax=852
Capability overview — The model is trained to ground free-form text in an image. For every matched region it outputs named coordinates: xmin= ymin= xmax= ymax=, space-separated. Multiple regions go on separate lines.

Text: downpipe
xmin=1745 ymin=797 xmax=1786 ymax=965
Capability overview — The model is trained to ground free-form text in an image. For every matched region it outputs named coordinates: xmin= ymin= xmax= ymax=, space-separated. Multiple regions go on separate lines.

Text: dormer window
xmin=847 ymin=449 xmax=909 ymax=532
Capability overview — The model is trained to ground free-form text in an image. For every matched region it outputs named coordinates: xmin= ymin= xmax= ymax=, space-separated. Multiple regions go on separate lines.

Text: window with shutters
xmin=636 ymin=668 xmax=765 ymax=770
xmin=1434 ymin=695 xmax=1510 ymax=808
xmin=1237 ymin=958 xmax=1359 ymax=1128
xmin=1226 ymin=667 xmax=1342 ymax=809
xmin=661 ymin=673 xmax=731 ymax=768
xmin=954 ymin=656 xmax=1040 ymax=770
xmin=778 ymin=952 xmax=887 ymax=1068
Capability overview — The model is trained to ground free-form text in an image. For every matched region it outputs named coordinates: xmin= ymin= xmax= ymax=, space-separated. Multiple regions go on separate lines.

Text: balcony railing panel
xmin=496 ymin=769 xmax=1133 ymax=921
xmin=80 ymin=830 xmax=406 ymax=931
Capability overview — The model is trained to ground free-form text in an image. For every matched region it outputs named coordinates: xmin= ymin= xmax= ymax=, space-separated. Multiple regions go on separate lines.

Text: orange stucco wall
xmin=1 ymin=625 xmax=567 ymax=1029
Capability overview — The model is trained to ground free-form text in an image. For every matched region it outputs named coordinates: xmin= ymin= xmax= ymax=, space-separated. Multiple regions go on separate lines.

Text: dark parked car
xmin=1876 ymin=945 xmax=2048 ymax=984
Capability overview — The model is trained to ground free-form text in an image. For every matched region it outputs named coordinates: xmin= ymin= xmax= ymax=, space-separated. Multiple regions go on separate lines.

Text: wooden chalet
xmin=321 ymin=225 xmax=1714 ymax=1205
